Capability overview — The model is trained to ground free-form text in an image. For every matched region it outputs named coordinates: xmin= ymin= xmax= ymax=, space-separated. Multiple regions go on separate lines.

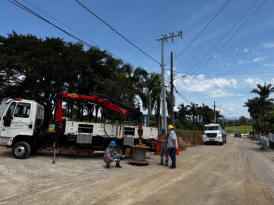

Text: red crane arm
xmin=55 ymin=93 xmax=133 ymax=124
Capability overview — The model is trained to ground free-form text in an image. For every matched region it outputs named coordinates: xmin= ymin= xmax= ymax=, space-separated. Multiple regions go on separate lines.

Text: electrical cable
xmin=192 ymin=0 xmax=267 ymax=74
xmin=186 ymin=0 xmax=260 ymax=75
xmin=75 ymin=0 xmax=160 ymax=65
xmin=9 ymin=0 xmax=95 ymax=49
xmin=173 ymin=0 xmax=231 ymax=61
xmin=10 ymin=0 xmax=143 ymax=70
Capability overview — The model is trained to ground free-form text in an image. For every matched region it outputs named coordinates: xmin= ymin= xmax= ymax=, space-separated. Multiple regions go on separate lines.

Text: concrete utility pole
xmin=171 ymin=52 xmax=174 ymax=128
xmin=156 ymin=32 xmax=182 ymax=129
xmin=213 ymin=101 xmax=222 ymax=122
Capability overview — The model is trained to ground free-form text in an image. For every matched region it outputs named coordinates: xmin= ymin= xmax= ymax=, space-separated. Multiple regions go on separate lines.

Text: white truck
xmin=203 ymin=123 xmax=227 ymax=145
xmin=0 ymin=93 xmax=158 ymax=159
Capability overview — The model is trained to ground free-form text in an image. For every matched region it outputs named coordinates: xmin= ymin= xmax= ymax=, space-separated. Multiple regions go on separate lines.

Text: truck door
xmin=1 ymin=102 xmax=32 ymax=139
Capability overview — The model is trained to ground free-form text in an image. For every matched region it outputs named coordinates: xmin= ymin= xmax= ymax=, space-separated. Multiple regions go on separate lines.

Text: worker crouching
xmin=158 ymin=127 xmax=169 ymax=166
xmin=104 ymin=141 xmax=125 ymax=168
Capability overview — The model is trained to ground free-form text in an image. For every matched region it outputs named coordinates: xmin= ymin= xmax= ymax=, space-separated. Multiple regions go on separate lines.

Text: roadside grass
xmin=224 ymin=126 xmax=252 ymax=134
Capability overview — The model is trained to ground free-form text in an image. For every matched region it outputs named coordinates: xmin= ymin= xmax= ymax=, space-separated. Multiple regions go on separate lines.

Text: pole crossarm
xmin=156 ymin=32 xmax=182 ymax=42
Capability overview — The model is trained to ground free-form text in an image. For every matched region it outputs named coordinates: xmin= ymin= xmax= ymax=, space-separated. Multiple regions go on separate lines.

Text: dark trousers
xmin=169 ymin=147 xmax=176 ymax=167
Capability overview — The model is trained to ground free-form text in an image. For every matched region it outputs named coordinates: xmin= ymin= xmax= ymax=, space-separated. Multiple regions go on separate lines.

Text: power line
xmin=12 ymin=0 xmax=150 ymax=70
xmin=157 ymin=0 xmax=197 ymax=71
xmin=192 ymin=0 xmax=267 ymax=74
xmin=156 ymin=0 xmax=231 ymax=105
xmin=173 ymin=0 xmax=231 ymax=61
xmin=75 ymin=0 xmax=160 ymax=65
xmin=22 ymin=0 xmax=101 ymax=49
xmin=186 ymin=0 xmax=260 ymax=75
xmin=9 ymin=0 xmax=94 ymax=48
xmin=134 ymin=0 xmax=163 ymax=35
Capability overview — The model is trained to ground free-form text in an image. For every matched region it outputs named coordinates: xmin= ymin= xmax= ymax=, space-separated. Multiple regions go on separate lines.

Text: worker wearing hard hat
xmin=158 ymin=126 xmax=169 ymax=166
xmin=167 ymin=125 xmax=178 ymax=169
xmin=103 ymin=141 xmax=125 ymax=168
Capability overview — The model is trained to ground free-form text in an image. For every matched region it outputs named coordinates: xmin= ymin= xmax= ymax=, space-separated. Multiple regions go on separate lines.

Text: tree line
xmin=0 ymin=31 xmax=222 ymax=128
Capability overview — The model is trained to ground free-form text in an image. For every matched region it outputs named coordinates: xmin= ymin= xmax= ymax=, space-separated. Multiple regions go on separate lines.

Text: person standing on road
xmin=167 ymin=125 xmax=178 ymax=169
xmin=103 ymin=141 xmax=125 ymax=168
xmin=158 ymin=126 xmax=169 ymax=166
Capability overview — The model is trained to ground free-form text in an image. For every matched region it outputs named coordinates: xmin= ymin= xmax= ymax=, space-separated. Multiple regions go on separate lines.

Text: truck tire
xmin=115 ymin=145 xmax=125 ymax=155
xmin=12 ymin=141 xmax=31 ymax=159
xmin=204 ymin=142 xmax=207 ymax=145
xmin=220 ymin=142 xmax=223 ymax=145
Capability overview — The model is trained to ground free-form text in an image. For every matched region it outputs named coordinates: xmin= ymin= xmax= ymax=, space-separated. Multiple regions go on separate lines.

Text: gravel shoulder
xmin=0 ymin=135 xmax=273 ymax=205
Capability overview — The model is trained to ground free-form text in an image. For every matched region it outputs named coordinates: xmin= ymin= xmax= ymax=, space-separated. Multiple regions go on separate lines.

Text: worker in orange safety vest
xmin=158 ymin=126 xmax=169 ymax=166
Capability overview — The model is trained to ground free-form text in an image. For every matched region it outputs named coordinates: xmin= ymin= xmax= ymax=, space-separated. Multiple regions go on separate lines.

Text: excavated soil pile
xmin=177 ymin=132 xmax=203 ymax=151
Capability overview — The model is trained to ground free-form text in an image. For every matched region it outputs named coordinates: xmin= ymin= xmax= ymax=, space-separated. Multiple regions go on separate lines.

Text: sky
xmin=1 ymin=0 xmax=274 ymax=119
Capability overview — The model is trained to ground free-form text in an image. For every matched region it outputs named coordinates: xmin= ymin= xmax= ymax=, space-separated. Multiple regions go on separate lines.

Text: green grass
xmin=224 ymin=126 xmax=252 ymax=134
xmin=175 ymin=126 xmax=253 ymax=135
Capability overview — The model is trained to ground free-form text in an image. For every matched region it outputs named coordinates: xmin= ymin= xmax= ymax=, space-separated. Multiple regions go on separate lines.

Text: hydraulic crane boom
xmin=54 ymin=93 xmax=144 ymax=142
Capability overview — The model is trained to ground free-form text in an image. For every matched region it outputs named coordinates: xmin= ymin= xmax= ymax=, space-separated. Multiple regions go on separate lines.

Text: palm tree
xmin=250 ymin=83 xmax=274 ymax=117
xmin=143 ymin=73 xmax=161 ymax=127
xmin=187 ymin=102 xmax=198 ymax=124
xmin=177 ymin=103 xmax=188 ymax=125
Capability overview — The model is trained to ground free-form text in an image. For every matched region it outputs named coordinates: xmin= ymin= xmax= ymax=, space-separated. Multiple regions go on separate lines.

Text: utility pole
xmin=156 ymin=32 xmax=182 ymax=129
xmin=171 ymin=52 xmax=174 ymax=128
xmin=213 ymin=101 xmax=221 ymax=122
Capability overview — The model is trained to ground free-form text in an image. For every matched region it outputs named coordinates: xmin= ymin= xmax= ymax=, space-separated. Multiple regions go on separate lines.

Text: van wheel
xmin=204 ymin=142 xmax=207 ymax=145
xmin=12 ymin=142 xmax=31 ymax=159
xmin=115 ymin=145 xmax=125 ymax=155
xmin=220 ymin=142 xmax=223 ymax=145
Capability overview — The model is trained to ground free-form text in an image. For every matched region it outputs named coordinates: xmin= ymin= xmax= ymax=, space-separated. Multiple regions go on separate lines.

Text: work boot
xmin=115 ymin=164 xmax=122 ymax=168
xmin=106 ymin=164 xmax=110 ymax=168
xmin=158 ymin=160 xmax=164 ymax=165
xmin=169 ymin=165 xmax=176 ymax=169
xmin=164 ymin=160 xmax=168 ymax=166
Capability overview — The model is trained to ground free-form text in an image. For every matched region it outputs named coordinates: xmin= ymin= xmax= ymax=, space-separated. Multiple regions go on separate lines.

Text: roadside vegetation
xmin=0 ymin=31 xmax=221 ymax=129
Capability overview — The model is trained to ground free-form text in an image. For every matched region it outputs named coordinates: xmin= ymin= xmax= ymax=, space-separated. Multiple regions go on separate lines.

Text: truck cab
xmin=203 ymin=123 xmax=227 ymax=145
xmin=0 ymin=99 xmax=44 ymax=158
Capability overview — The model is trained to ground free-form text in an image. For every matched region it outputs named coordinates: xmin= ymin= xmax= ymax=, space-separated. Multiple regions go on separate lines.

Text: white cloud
xmin=252 ymin=56 xmax=265 ymax=62
xmin=244 ymin=48 xmax=249 ymax=53
xmin=226 ymin=63 xmax=231 ymax=66
xmin=196 ymin=74 xmax=205 ymax=81
xmin=208 ymin=89 xmax=234 ymax=97
xmin=238 ymin=60 xmax=246 ymax=64
xmin=235 ymin=48 xmax=238 ymax=51
xmin=263 ymin=63 xmax=274 ymax=67
xmin=242 ymin=77 xmax=264 ymax=87
xmin=262 ymin=41 xmax=274 ymax=49
xmin=229 ymin=108 xmax=234 ymax=111
xmin=213 ymin=54 xmax=221 ymax=60
xmin=174 ymin=75 xmax=239 ymax=98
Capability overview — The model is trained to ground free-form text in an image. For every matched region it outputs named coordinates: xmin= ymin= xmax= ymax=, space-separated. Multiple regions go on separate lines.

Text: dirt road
xmin=0 ymin=135 xmax=273 ymax=205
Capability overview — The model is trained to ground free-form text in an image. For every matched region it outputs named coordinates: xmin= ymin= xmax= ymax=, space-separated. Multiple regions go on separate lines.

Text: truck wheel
xmin=115 ymin=145 xmax=125 ymax=155
xmin=12 ymin=142 xmax=31 ymax=159
xmin=204 ymin=142 xmax=207 ymax=145
xmin=220 ymin=142 xmax=223 ymax=145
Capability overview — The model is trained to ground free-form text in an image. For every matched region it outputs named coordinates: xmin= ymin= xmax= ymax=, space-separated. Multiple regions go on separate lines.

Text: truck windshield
xmin=205 ymin=126 xmax=220 ymax=130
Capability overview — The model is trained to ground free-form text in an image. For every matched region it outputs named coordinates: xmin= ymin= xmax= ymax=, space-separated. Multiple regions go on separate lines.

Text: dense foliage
xmin=244 ymin=83 xmax=274 ymax=133
xmin=0 ymin=31 xmax=223 ymax=128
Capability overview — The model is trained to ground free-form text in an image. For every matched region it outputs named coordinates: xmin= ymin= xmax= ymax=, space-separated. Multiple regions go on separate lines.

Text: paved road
xmin=0 ymin=135 xmax=273 ymax=205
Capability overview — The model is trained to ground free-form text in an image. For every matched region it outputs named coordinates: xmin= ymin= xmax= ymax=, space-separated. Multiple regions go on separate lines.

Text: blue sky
xmin=1 ymin=0 xmax=274 ymax=119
